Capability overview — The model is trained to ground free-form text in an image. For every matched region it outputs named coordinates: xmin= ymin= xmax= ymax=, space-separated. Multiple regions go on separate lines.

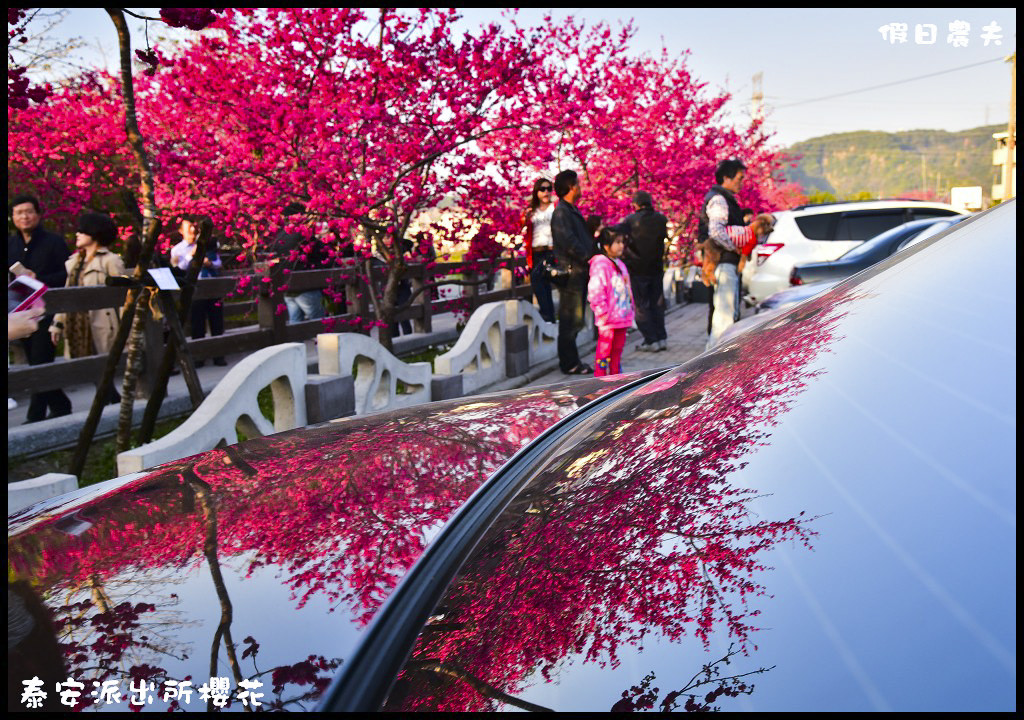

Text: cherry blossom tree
xmin=7 ymin=74 xmax=138 ymax=241
xmin=10 ymin=9 xmax=797 ymax=351
xmin=127 ymin=8 xmax=624 ymax=349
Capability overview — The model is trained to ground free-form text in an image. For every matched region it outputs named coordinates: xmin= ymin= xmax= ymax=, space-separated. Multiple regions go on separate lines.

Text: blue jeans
xmin=285 ymin=290 xmax=325 ymax=323
xmin=530 ymin=251 xmax=556 ymax=323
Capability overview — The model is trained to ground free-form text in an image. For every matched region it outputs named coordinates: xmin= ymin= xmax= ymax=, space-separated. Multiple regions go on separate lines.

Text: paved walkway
xmin=521 ymin=300 xmax=710 ymax=389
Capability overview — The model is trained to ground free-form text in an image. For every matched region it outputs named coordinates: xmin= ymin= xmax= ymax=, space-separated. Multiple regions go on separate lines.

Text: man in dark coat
xmin=8 ymin=194 xmax=72 ymax=422
xmin=550 ymin=169 xmax=594 ymax=375
xmin=614 ymin=190 xmax=668 ymax=352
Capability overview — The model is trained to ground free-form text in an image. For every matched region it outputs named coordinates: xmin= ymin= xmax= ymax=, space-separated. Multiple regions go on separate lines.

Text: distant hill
xmin=783 ymin=125 xmax=1003 ymax=200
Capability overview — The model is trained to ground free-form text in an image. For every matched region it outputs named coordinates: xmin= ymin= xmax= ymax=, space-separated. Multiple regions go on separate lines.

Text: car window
xmin=833 ymin=211 xmax=907 ymax=241
xmin=838 ymin=224 xmax=915 ymax=260
xmin=794 ymin=214 xmax=834 ymax=240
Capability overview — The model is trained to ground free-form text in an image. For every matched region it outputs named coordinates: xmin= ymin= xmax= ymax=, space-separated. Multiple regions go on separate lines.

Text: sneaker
xmin=8 ymin=398 xmax=17 ymax=411
xmin=656 ymin=340 xmax=668 ymax=351
xmin=213 ymin=357 xmax=228 ymax=367
xmin=636 ymin=342 xmax=657 ymax=352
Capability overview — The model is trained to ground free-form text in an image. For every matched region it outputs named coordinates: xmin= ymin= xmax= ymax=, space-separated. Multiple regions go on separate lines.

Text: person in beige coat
xmin=50 ymin=212 xmax=126 ymax=404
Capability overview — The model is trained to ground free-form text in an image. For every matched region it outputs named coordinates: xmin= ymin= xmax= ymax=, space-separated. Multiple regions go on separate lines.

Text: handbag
xmin=541 ymin=254 xmax=571 ymax=287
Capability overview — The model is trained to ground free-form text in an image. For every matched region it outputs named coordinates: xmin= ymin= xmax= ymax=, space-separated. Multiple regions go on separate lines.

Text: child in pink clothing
xmin=588 ymin=229 xmax=635 ymax=376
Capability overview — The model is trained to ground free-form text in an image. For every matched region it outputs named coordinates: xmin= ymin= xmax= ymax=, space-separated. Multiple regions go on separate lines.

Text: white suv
xmin=742 ymin=200 xmax=962 ymax=304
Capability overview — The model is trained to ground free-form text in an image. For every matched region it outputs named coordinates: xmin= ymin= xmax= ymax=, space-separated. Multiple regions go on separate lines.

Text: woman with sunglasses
xmin=522 ymin=178 xmax=556 ymax=322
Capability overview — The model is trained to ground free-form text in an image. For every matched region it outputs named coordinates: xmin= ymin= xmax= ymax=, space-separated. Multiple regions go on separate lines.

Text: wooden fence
xmin=8 ymin=259 xmax=531 ymax=398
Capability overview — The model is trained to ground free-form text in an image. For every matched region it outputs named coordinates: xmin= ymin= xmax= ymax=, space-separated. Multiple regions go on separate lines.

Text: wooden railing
xmin=8 ymin=258 xmax=531 ymax=398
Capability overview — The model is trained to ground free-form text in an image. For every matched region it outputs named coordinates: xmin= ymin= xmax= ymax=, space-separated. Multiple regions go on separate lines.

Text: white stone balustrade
xmin=504 ymin=299 xmax=557 ymax=365
xmin=318 ymin=333 xmax=431 ymax=415
xmin=433 ymin=301 xmax=507 ymax=394
xmin=116 ymin=343 xmax=308 ymax=475
xmin=8 ymin=473 xmax=79 ymax=516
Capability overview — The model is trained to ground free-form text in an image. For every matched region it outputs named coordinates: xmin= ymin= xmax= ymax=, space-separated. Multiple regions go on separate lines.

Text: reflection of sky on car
xmin=385 ymin=205 xmax=1015 ymax=712
xmin=899 ymin=216 xmax=967 ymax=252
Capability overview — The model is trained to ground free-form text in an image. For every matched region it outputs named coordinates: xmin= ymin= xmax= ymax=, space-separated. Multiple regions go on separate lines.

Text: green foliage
xmin=258 ymin=385 xmax=274 ymax=423
xmin=804 ymin=191 xmax=838 ymax=205
xmin=844 ymin=190 xmax=874 ymax=202
xmin=785 ymin=125 xmax=1003 ymax=199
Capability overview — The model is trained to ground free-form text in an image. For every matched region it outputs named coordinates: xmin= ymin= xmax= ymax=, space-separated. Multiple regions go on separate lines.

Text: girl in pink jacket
xmin=588 ymin=229 xmax=635 ymax=376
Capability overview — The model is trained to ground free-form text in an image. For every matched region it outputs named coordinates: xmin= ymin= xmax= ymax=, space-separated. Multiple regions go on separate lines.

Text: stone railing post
xmin=117 ymin=343 xmax=308 ymax=475
xmin=434 ymin=301 xmax=506 ymax=394
xmin=318 ymin=333 xmax=431 ymax=415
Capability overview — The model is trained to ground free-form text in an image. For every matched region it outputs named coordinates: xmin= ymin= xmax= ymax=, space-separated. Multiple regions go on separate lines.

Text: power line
xmin=775 ymin=56 xmax=1006 ymax=109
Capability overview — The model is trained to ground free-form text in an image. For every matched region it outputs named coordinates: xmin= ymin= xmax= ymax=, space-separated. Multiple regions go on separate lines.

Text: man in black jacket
xmin=550 ymin=170 xmax=593 ymax=375
xmin=615 ymin=190 xmax=668 ymax=352
xmin=8 ymin=194 xmax=72 ymax=422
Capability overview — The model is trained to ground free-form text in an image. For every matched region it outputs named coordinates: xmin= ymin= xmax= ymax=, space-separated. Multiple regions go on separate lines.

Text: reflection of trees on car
xmin=8 ymin=385 xmax=616 ymax=710
xmin=385 ymin=287 xmax=861 ymax=712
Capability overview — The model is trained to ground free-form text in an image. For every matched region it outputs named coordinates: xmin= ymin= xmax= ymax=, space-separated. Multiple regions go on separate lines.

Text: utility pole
xmin=1006 ymin=50 xmax=1016 ymax=198
xmin=751 ymin=72 xmax=764 ymax=121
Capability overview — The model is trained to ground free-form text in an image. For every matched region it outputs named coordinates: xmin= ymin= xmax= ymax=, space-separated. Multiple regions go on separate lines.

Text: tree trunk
xmin=70 ymin=9 xmax=164 ymax=476
xmin=137 ymin=219 xmax=213 ymax=444
xmin=375 ymin=261 xmax=403 ymax=353
xmin=116 ymin=289 xmax=152 ymax=452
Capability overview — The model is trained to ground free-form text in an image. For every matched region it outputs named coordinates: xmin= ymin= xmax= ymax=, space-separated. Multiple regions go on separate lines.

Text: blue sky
xmin=25 ymin=8 xmax=1017 ymax=148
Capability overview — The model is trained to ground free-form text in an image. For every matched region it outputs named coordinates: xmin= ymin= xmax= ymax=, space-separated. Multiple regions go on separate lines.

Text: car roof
xmin=348 ymin=202 xmax=1015 ymax=712
xmin=841 ymin=215 xmax=952 ymax=251
xmin=777 ymin=199 xmax=960 ymax=217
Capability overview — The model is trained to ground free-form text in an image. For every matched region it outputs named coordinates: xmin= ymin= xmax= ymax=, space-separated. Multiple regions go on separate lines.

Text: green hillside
xmin=783 ymin=125 xmax=1003 ymax=200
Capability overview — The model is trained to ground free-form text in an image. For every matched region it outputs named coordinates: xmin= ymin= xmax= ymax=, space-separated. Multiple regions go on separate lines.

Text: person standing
xmin=522 ymin=178 xmax=556 ymax=323
xmin=698 ymin=160 xmax=772 ymax=349
xmin=49 ymin=212 xmax=126 ymax=403
xmin=171 ymin=215 xmax=226 ymax=366
xmin=273 ymin=203 xmax=327 ymax=324
xmin=588 ymin=228 xmax=635 ymax=376
xmin=8 ymin=194 xmax=72 ymax=422
xmin=614 ymin=190 xmax=668 ymax=352
xmin=550 ymin=169 xmax=594 ymax=375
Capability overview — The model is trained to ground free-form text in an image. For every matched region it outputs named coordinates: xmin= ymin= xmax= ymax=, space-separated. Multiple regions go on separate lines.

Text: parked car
xmin=8 ymin=202 xmax=1014 ymax=712
xmin=789 ymin=214 xmax=969 ymax=287
xmin=743 ymin=199 xmax=962 ymax=304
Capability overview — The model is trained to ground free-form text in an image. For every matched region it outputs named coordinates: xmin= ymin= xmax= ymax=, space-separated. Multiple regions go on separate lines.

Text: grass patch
xmin=7 ymin=415 xmax=190 ymax=488
xmin=258 ymin=385 xmax=274 ymax=423
xmin=236 ymin=386 xmax=275 ymax=443
xmin=400 ymin=343 xmax=453 ymax=369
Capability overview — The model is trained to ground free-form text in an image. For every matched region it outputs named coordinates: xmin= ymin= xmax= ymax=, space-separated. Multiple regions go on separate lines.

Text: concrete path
xmin=521 ymin=300 xmax=711 ymax=389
